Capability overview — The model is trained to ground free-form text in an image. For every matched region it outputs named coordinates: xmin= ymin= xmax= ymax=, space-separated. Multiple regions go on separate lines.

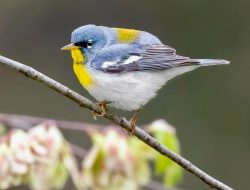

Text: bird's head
xmin=61 ymin=24 xmax=107 ymax=64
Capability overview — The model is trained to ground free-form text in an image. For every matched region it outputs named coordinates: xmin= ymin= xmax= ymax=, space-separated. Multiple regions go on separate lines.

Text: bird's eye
xmin=87 ymin=39 xmax=93 ymax=49
xmin=74 ymin=39 xmax=93 ymax=49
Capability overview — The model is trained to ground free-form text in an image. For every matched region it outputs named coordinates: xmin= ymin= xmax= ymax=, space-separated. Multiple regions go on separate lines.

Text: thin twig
xmin=0 ymin=55 xmax=233 ymax=190
xmin=0 ymin=113 xmax=89 ymax=159
xmin=0 ymin=113 xmax=102 ymax=132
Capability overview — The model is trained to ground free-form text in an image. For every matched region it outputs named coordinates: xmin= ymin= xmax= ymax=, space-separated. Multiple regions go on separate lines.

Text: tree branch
xmin=0 ymin=113 xmax=102 ymax=132
xmin=0 ymin=55 xmax=233 ymax=190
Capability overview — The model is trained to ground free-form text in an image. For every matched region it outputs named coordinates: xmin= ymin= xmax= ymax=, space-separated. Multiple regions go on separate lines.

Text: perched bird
xmin=61 ymin=24 xmax=229 ymax=132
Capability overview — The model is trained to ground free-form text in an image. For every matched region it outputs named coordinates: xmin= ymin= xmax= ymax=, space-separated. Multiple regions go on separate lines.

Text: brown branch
xmin=0 ymin=113 xmax=92 ymax=159
xmin=0 ymin=55 xmax=233 ymax=190
xmin=0 ymin=113 xmax=102 ymax=132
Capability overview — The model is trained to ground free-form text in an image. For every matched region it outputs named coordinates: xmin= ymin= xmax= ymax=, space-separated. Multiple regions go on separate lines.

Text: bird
xmin=61 ymin=24 xmax=229 ymax=132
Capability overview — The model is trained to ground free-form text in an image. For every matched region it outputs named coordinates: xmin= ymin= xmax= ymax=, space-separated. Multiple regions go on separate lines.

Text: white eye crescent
xmin=87 ymin=39 xmax=93 ymax=48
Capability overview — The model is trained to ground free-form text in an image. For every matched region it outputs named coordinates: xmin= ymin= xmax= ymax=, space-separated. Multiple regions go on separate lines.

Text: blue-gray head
xmin=61 ymin=24 xmax=107 ymax=56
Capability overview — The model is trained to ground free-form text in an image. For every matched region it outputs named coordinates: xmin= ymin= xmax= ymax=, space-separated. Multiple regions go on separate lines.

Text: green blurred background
xmin=0 ymin=0 xmax=248 ymax=189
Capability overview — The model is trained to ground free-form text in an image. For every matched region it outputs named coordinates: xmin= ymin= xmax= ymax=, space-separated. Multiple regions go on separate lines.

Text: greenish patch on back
xmin=114 ymin=28 xmax=140 ymax=43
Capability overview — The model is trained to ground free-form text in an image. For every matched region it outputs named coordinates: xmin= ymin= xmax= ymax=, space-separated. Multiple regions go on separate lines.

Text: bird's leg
xmin=92 ymin=100 xmax=111 ymax=120
xmin=129 ymin=109 xmax=141 ymax=134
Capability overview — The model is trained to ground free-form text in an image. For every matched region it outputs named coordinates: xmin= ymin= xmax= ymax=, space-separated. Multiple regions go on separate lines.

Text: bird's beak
xmin=61 ymin=43 xmax=79 ymax=51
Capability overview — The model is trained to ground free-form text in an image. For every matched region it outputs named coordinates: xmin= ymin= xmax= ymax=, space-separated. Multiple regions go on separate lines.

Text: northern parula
xmin=61 ymin=24 xmax=229 ymax=131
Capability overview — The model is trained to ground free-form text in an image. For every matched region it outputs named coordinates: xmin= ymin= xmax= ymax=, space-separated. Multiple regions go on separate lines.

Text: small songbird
xmin=61 ymin=24 xmax=229 ymax=132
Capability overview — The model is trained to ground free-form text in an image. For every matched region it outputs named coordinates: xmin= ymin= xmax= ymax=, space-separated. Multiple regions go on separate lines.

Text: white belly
xmin=86 ymin=66 xmax=199 ymax=111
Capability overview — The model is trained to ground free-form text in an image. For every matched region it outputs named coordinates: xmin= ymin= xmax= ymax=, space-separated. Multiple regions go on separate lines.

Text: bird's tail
xmin=190 ymin=59 xmax=230 ymax=66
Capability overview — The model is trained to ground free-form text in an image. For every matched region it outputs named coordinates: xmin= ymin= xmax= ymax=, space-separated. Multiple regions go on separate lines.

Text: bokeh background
xmin=0 ymin=0 xmax=249 ymax=189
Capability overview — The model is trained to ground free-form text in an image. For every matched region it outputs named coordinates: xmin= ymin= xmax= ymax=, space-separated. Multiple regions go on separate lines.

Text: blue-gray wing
xmin=94 ymin=44 xmax=198 ymax=73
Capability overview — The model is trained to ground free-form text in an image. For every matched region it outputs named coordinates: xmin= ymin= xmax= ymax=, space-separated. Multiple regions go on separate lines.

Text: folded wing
xmin=95 ymin=44 xmax=228 ymax=73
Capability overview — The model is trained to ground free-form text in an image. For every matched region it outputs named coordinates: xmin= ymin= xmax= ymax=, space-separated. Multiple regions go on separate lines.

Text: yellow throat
xmin=71 ymin=49 xmax=94 ymax=88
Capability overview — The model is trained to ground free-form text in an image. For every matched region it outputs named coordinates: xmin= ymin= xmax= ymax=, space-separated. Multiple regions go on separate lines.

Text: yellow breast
xmin=71 ymin=49 xmax=94 ymax=89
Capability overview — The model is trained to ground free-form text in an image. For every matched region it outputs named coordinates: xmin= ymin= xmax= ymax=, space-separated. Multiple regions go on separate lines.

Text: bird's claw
xmin=128 ymin=110 xmax=140 ymax=135
xmin=92 ymin=100 xmax=110 ymax=120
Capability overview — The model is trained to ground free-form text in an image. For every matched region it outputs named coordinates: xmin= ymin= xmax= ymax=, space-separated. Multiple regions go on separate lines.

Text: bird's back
xmin=100 ymin=26 xmax=162 ymax=47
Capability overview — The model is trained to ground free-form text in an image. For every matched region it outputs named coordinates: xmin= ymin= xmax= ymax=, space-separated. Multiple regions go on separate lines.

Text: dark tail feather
xmin=190 ymin=59 xmax=230 ymax=66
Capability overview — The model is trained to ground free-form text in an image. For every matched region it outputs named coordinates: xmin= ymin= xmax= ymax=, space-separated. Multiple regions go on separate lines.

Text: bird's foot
xmin=128 ymin=109 xmax=141 ymax=135
xmin=92 ymin=100 xmax=111 ymax=120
